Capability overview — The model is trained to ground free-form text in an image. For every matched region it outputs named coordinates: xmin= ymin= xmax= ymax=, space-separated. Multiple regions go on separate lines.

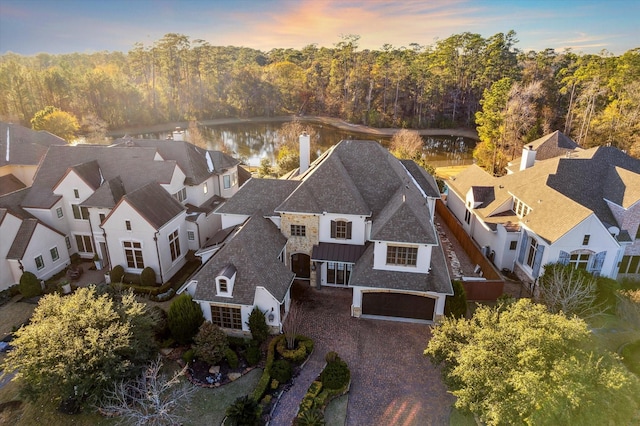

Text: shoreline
xmin=107 ymin=115 xmax=479 ymax=140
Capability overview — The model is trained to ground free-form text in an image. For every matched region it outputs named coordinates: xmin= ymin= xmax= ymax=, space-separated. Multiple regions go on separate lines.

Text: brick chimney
xmin=520 ymin=145 xmax=536 ymax=171
xmin=299 ymin=132 xmax=310 ymax=173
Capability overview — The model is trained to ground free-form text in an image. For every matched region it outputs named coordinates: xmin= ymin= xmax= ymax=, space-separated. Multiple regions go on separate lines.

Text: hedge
xmin=296 ymin=353 xmax=350 ymax=421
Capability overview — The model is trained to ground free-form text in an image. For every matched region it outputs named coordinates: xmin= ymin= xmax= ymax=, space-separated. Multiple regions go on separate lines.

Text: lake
xmin=137 ymin=121 xmax=476 ymax=168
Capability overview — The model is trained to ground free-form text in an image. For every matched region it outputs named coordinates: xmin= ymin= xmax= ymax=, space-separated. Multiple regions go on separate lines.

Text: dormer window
xmin=514 ymin=198 xmax=531 ymax=218
xmin=216 ymin=264 xmax=236 ymax=297
xmin=219 ymin=278 xmax=228 ymax=293
xmin=331 ymin=220 xmax=352 ymax=239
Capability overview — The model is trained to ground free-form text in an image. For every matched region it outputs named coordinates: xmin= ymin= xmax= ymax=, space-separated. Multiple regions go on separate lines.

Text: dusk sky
xmin=0 ymin=0 xmax=638 ymax=56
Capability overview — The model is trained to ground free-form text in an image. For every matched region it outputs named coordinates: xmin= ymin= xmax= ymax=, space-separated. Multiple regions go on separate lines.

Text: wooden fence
xmin=435 ymin=199 xmax=505 ymax=301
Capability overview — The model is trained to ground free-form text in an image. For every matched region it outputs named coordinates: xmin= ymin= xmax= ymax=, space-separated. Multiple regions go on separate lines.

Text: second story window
xmin=290 ymin=224 xmax=306 ymax=237
xmin=56 ymin=207 xmax=64 ymax=218
xmin=73 ymin=189 xmax=80 ymax=199
xmin=223 ymin=175 xmax=231 ymax=189
xmin=331 ymin=220 xmax=352 ymax=239
xmin=169 ymin=230 xmax=181 ymax=261
xmin=173 ymin=188 xmax=187 ymax=203
xmin=386 ymin=246 xmax=418 ymax=266
xmin=99 ymin=213 xmax=106 ymax=223
xmin=583 ymin=235 xmax=590 ymax=245
xmin=203 ymin=183 xmax=208 ymax=194
xmin=187 ymin=231 xmax=195 ymax=241
xmin=125 ymin=220 xmax=132 ymax=231
xmin=72 ymin=204 xmax=89 ymax=220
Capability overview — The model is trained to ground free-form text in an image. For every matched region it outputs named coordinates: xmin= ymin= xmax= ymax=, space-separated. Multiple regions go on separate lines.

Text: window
xmin=50 ymin=247 xmax=59 ymax=262
xmin=125 ymin=220 xmax=131 ymax=231
xmin=219 ymin=279 xmax=228 ymax=293
xmin=187 ymin=231 xmax=195 ymax=241
xmin=223 ymin=175 xmax=231 ymax=189
xmin=169 ymin=230 xmax=181 ymax=261
xmin=331 ymin=220 xmax=352 ymax=239
xmin=173 ymin=188 xmax=187 ymax=203
xmin=583 ymin=235 xmax=590 ymax=245
xmin=123 ymin=241 xmax=144 ymax=268
xmin=210 ymin=305 xmax=242 ymax=329
xmin=75 ymin=234 xmax=93 ymax=253
xmin=35 ymin=255 xmax=44 ymax=270
xmin=65 ymin=236 xmax=71 ymax=249
xmin=203 ymin=183 xmax=208 ymax=194
xmin=72 ymin=204 xmax=89 ymax=220
xmin=56 ymin=207 xmax=63 ymax=218
xmin=526 ymin=237 xmax=538 ymax=268
xmin=326 ymin=262 xmax=352 ymax=285
xmin=386 ymin=246 xmax=418 ymax=266
xmin=73 ymin=189 xmax=79 ymax=199
xmin=514 ymin=198 xmax=531 ymax=218
xmin=619 ymin=255 xmax=640 ymax=275
xmin=99 ymin=213 xmax=105 ymax=223
xmin=509 ymin=241 xmax=518 ymax=250
xmin=464 ymin=209 xmax=471 ymax=224
xmin=290 ymin=224 xmax=306 ymax=237
xmin=570 ymin=252 xmax=590 ymax=270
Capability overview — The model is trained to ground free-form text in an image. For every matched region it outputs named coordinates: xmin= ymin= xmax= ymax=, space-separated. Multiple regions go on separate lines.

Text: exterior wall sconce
xmin=268 ymin=307 xmax=275 ymax=322
xmin=311 ymin=263 xmax=317 ymax=271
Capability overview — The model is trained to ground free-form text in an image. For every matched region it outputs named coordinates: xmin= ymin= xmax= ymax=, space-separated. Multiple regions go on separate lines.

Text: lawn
xmin=0 ymin=296 xmax=35 ymax=337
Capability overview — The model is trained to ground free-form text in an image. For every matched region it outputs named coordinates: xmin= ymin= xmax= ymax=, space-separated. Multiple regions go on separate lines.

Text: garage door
xmin=362 ymin=292 xmax=435 ymax=320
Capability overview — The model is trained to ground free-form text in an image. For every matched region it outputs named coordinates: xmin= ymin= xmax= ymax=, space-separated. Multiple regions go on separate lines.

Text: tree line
xmin=0 ymin=31 xmax=638 ymax=158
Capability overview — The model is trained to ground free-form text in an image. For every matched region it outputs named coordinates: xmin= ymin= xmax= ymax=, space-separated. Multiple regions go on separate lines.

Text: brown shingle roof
xmin=120 ymin=182 xmax=185 ymax=230
xmin=0 ymin=174 xmax=26 ymax=196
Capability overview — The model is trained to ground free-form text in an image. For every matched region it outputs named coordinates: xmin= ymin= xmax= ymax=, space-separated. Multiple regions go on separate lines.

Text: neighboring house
xmin=183 ymin=138 xmax=453 ymax=331
xmin=0 ymin=122 xmax=66 ymax=195
xmin=446 ymin=131 xmax=640 ymax=291
xmin=0 ymin=136 xmax=240 ymax=289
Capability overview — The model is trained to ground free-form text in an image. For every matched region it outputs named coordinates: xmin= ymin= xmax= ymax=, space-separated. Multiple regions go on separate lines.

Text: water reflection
xmin=141 ymin=121 xmax=476 ymax=167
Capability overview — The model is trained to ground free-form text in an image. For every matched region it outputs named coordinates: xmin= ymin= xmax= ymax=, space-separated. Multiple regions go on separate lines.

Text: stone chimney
xmin=299 ymin=132 xmax=310 ymax=173
xmin=520 ymin=145 xmax=536 ymax=171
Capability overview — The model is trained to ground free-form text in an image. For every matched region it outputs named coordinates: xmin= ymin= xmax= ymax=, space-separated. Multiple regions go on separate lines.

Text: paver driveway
xmin=271 ymin=282 xmax=454 ymax=426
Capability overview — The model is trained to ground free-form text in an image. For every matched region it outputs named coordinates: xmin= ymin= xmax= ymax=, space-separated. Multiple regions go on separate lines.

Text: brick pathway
xmin=269 ymin=283 xmax=454 ymax=426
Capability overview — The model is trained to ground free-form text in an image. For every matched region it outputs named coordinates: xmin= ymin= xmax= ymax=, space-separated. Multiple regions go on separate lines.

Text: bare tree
xmin=536 ymin=263 xmax=604 ymax=319
xmin=284 ymin=301 xmax=304 ymax=349
xmin=389 ymin=129 xmax=423 ymax=160
xmin=99 ymin=357 xmax=196 ymax=426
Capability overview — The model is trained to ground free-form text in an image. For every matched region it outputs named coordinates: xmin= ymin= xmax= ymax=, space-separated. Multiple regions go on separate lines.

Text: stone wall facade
xmin=281 ymin=213 xmax=320 ymax=287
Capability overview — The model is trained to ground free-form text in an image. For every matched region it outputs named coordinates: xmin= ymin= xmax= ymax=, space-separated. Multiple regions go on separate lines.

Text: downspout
xmin=154 ymin=230 xmax=164 ymax=282
xmin=88 ymin=211 xmax=97 ymax=258
xmin=100 ymin=226 xmax=111 ymax=271
xmin=195 ymin=219 xmax=201 ymax=247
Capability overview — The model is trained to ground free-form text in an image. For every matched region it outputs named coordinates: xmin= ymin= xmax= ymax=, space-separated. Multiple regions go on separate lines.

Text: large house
xmin=0 ymin=128 xmax=241 ymax=290
xmin=181 ymin=138 xmax=453 ymax=333
xmin=446 ymin=131 xmax=640 ymax=291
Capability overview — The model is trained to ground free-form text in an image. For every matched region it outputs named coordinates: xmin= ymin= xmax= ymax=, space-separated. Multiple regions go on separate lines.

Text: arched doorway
xmin=291 ymin=253 xmax=311 ymax=279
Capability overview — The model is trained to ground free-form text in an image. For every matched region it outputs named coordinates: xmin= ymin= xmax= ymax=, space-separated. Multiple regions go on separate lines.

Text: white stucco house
xmin=181 ymin=138 xmax=453 ymax=332
xmin=445 ymin=131 xmax=640 ymax=291
xmin=0 ymin=132 xmax=241 ymax=290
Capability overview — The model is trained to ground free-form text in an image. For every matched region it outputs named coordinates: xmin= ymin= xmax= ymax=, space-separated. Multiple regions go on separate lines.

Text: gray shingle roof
xmin=0 ymin=187 xmax=33 ymax=219
xmin=216 ymin=178 xmax=300 ymax=216
xmin=0 ymin=122 xmax=65 ymax=167
xmin=0 ymin=174 xmax=26 ymax=196
xmin=6 ymin=219 xmax=39 ymax=259
xmin=82 ymin=176 xmax=126 ymax=208
xmin=120 ymin=182 xmax=185 ymax=230
xmin=400 ymin=160 xmax=440 ymax=198
xmin=192 ymin=212 xmax=294 ymax=305
xmin=68 ymin=160 xmax=102 ymax=190
xmin=370 ymin=188 xmax=437 ymax=244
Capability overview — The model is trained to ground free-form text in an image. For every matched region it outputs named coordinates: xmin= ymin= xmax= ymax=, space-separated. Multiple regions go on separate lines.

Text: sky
xmin=0 ymin=0 xmax=638 ymax=56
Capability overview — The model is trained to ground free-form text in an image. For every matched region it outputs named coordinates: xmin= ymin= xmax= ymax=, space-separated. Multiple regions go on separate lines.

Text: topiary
xmin=226 ymin=347 xmax=239 ymax=369
xmin=246 ymin=343 xmax=261 ymax=366
xmin=247 ymin=307 xmax=269 ymax=343
xmin=320 ymin=359 xmax=350 ymax=390
xmin=19 ymin=271 xmax=41 ymax=298
xmin=140 ymin=267 xmax=157 ymax=287
xmin=167 ymin=293 xmax=204 ymax=345
xmin=270 ymin=359 xmax=292 ymax=384
xmin=110 ymin=265 xmax=124 ymax=283
xmin=193 ymin=321 xmax=228 ymax=365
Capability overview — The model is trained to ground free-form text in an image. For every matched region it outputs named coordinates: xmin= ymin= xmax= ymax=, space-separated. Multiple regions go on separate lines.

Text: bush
xmin=445 ymin=280 xmax=467 ymax=318
xmin=248 ymin=307 xmax=269 ymax=343
xmin=193 ymin=322 xmax=228 ymax=365
xmin=595 ymin=276 xmax=620 ymax=313
xmin=320 ymin=359 xmax=350 ymax=390
xmin=276 ymin=334 xmax=313 ymax=363
xmin=147 ymin=305 xmax=169 ymax=340
xmin=110 ymin=265 xmax=125 ymax=283
xmin=226 ymin=395 xmax=261 ymax=426
xmin=226 ymin=348 xmax=239 ymax=369
xmin=251 ymin=335 xmax=282 ymax=401
xmin=270 ymin=359 xmax=292 ymax=384
xmin=140 ymin=267 xmax=157 ymax=286
xmin=19 ymin=271 xmax=41 ymax=298
xmin=182 ymin=349 xmax=195 ymax=364
xmin=296 ymin=408 xmax=325 ymax=426
xmin=168 ymin=293 xmax=204 ymax=345
xmin=246 ymin=344 xmax=261 ymax=366
xmin=324 ymin=351 xmax=338 ymax=363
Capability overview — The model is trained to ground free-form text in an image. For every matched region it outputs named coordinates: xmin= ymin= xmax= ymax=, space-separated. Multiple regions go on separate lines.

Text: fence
xmin=435 ymin=199 xmax=505 ymax=301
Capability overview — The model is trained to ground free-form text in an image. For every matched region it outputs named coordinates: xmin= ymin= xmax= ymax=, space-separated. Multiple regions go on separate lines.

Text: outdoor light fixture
xmin=268 ymin=308 xmax=275 ymax=322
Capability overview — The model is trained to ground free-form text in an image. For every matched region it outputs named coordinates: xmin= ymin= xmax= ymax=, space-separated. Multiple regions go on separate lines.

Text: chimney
xmin=519 ymin=145 xmax=536 ymax=171
xmin=299 ymin=132 xmax=310 ymax=173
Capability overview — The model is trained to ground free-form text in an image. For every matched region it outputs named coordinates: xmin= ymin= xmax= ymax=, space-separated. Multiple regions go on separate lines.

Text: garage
xmin=361 ymin=292 xmax=435 ymax=321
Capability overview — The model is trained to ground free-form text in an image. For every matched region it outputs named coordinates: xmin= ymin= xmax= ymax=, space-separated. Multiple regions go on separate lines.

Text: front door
xmin=291 ymin=253 xmax=311 ymax=279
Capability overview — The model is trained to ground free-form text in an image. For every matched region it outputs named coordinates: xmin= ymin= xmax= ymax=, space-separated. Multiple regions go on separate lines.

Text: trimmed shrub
xmin=110 ymin=265 xmax=125 ymax=283
xmin=226 ymin=347 xmax=239 ymax=369
xmin=270 ymin=359 xmax=292 ymax=384
xmin=168 ymin=293 xmax=204 ymax=345
xmin=445 ymin=280 xmax=467 ymax=318
xmin=251 ymin=335 xmax=283 ymax=401
xmin=320 ymin=358 xmax=350 ymax=390
xmin=226 ymin=395 xmax=261 ymax=426
xmin=182 ymin=349 xmax=195 ymax=364
xmin=193 ymin=321 xmax=228 ymax=365
xmin=140 ymin=267 xmax=156 ymax=286
xmin=147 ymin=305 xmax=169 ymax=340
xmin=246 ymin=344 xmax=261 ymax=366
xmin=19 ymin=271 xmax=41 ymax=298
xmin=248 ymin=307 xmax=269 ymax=343
xmin=276 ymin=334 xmax=313 ymax=362
xmin=324 ymin=351 xmax=338 ymax=363
xmin=270 ymin=379 xmax=279 ymax=390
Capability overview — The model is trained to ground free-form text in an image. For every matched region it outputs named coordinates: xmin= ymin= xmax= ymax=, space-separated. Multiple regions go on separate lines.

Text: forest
xmin=1 ymin=31 xmax=639 ymax=164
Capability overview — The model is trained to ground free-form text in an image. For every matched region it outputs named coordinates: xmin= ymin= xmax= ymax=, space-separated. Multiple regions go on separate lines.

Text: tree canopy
xmin=425 ymin=298 xmax=640 ymax=425
xmin=1 ymin=286 xmax=157 ymax=405
xmin=30 ymin=105 xmax=79 ymax=142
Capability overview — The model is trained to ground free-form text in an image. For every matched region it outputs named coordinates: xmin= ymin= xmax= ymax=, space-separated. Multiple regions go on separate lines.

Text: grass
xmin=0 ymin=296 xmax=35 ymax=337
xmin=324 ymin=394 xmax=348 ymax=425
xmin=449 ymin=406 xmax=476 ymax=426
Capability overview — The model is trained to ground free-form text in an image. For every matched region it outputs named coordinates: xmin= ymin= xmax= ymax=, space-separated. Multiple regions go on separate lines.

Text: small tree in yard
xmin=100 ymin=357 xmax=196 ymax=425
xmin=537 ymin=262 xmax=604 ymax=318
xmin=444 ymin=280 xmax=467 ymax=318
xmin=284 ymin=301 xmax=303 ymax=349
xmin=247 ymin=307 xmax=269 ymax=343
xmin=168 ymin=293 xmax=204 ymax=345
xmin=19 ymin=271 xmax=41 ymax=298
xmin=193 ymin=321 xmax=228 ymax=365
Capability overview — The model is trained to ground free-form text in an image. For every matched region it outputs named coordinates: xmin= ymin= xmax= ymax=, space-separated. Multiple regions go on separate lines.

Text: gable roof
xmin=400 ymin=160 xmax=440 ymax=198
xmin=116 ymin=181 xmax=185 ymax=230
xmin=371 ymin=188 xmax=437 ymax=244
xmin=6 ymin=218 xmax=64 ymax=260
xmin=0 ymin=122 xmax=65 ymax=167
xmin=507 ymin=131 xmax=581 ymax=173
xmin=192 ymin=212 xmax=294 ymax=305
xmin=216 ymin=178 xmax=300 ymax=216
xmin=81 ymin=176 xmax=126 ymax=208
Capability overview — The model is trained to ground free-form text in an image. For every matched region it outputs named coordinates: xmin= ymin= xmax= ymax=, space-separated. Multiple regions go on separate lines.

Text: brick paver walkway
xmin=270 ymin=283 xmax=454 ymax=426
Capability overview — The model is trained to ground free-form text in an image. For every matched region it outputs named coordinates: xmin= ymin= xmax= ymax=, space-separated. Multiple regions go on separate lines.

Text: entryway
xmin=290 ymin=253 xmax=311 ymax=279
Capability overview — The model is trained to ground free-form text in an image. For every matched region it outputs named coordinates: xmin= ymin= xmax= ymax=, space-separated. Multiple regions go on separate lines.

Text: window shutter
xmin=558 ymin=250 xmax=570 ymax=265
xmin=331 ymin=220 xmax=336 ymax=238
xmin=518 ymin=231 xmax=528 ymax=263
xmin=346 ymin=221 xmax=352 ymax=239
xmin=532 ymin=244 xmax=545 ymax=278
xmin=590 ymin=251 xmax=606 ymax=275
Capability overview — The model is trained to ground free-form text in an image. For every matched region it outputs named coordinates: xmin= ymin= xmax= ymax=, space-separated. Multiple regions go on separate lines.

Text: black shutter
xmin=331 ymin=220 xmax=336 ymax=238
xmin=346 ymin=221 xmax=352 ymax=239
